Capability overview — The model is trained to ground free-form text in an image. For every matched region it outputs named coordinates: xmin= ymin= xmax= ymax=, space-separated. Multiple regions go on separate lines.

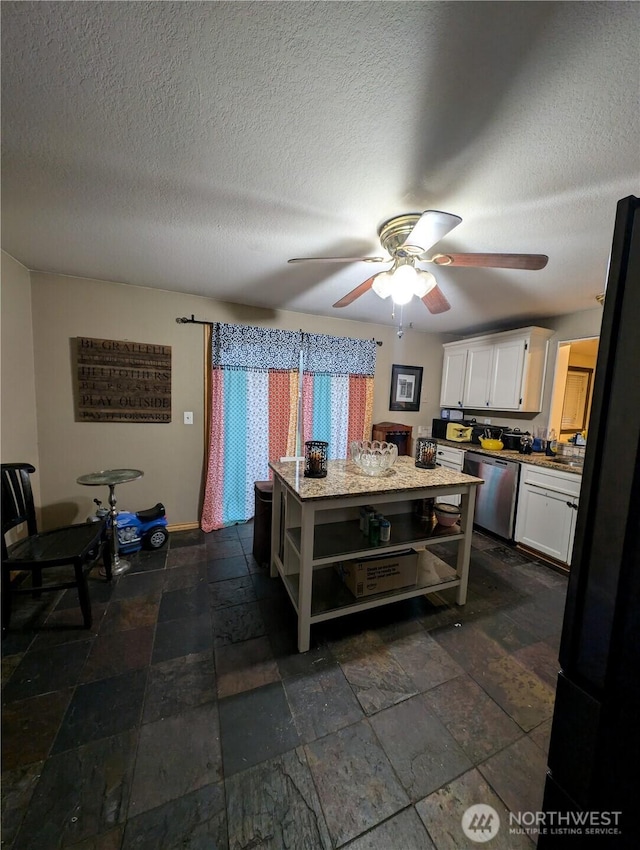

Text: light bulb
xmin=391 ymin=264 xmax=417 ymax=305
xmin=371 ymin=270 xmax=393 ymax=299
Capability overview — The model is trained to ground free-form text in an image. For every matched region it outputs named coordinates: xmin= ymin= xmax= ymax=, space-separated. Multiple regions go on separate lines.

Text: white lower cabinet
xmin=515 ymin=464 xmax=582 ymax=564
xmin=435 ymin=446 xmax=465 ymax=506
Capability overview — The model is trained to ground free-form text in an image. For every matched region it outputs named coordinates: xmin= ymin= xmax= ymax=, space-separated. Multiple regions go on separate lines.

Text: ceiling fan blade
xmin=421 ymin=285 xmax=451 ymax=314
xmin=288 ymin=256 xmax=385 ymax=264
xmin=332 ymin=276 xmax=375 ymax=308
xmin=429 ymin=252 xmax=548 ymax=270
xmin=401 ymin=210 xmax=462 ymax=251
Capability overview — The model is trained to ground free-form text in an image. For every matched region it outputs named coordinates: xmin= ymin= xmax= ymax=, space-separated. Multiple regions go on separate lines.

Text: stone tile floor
xmin=1 ymin=524 xmax=568 ymax=849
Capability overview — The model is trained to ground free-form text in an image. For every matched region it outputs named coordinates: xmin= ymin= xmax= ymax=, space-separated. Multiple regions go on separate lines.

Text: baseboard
xmin=167 ymin=521 xmax=201 ymax=533
xmin=515 ymin=543 xmax=570 ymax=574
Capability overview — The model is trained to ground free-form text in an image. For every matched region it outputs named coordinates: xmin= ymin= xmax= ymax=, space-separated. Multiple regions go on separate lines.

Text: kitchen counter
xmin=435 ymin=439 xmax=583 ymax=475
xmin=269 ymin=455 xmax=484 ymax=500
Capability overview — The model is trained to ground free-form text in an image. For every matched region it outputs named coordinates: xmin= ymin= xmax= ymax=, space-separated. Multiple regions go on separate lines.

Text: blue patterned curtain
xmin=202 ymin=324 xmax=377 ymax=529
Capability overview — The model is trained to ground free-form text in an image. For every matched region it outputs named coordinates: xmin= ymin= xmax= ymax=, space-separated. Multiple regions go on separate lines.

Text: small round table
xmin=77 ymin=469 xmax=144 ymax=577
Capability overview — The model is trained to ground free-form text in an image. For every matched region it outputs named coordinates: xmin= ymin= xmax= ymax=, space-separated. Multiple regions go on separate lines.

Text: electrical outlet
xmin=184 ymin=411 xmax=194 ymax=425
xmin=484 ymin=418 xmax=491 ymax=424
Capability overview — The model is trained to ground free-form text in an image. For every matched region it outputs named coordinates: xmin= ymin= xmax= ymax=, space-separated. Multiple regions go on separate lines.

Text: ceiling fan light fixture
xmin=391 ymin=263 xmax=417 ymax=305
xmin=371 ymin=270 xmax=393 ymax=299
xmin=414 ymin=269 xmax=437 ymax=298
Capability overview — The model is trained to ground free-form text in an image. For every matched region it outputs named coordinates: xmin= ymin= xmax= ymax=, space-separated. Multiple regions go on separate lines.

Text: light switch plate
xmin=184 ymin=411 xmax=194 ymax=425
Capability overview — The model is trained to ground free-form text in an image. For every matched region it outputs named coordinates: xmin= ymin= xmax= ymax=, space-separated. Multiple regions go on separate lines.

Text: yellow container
xmin=478 ymin=438 xmax=504 ymax=451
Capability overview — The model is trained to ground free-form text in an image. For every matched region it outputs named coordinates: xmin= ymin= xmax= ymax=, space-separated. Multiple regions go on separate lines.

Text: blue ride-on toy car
xmin=90 ymin=499 xmax=169 ymax=554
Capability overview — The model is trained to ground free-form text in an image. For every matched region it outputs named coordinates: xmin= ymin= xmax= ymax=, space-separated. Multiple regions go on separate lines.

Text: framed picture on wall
xmin=389 ymin=364 xmax=423 ymax=412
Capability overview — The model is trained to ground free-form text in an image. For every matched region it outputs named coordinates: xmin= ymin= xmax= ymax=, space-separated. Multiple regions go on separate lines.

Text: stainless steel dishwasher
xmin=463 ymin=452 xmax=520 ymax=540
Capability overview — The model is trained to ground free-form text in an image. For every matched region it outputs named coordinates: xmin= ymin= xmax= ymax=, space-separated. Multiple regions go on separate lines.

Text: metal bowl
xmin=349 ymin=440 xmax=398 ymax=476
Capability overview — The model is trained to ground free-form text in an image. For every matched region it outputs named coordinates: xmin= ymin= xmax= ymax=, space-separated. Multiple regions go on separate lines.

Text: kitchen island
xmin=269 ymin=456 xmax=483 ymax=652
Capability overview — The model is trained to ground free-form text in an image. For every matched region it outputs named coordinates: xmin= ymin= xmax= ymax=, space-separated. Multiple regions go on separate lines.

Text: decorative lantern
xmin=304 ymin=440 xmax=328 ymax=478
xmin=415 ymin=437 xmax=438 ymax=469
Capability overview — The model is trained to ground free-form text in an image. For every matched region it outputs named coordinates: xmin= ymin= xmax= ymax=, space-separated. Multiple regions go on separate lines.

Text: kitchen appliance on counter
xmin=446 ymin=423 xmax=473 ymax=442
xmin=432 ymin=417 xmax=475 ymax=439
xmin=463 ymin=451 xmax=520 ymax=539
xmin=433 ymin=417 xmax=519 ymax=446
xmin=440 ymin=408 xmax=465 ymax=421
xmin=501 ymin=428 xmax=530 ymax=451
xmin=432 ymin=418 xmax=452 ymax=439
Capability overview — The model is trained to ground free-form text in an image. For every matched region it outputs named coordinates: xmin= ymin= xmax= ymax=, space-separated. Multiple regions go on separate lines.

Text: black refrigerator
xmin=538 ymin=195 xmax=640 ymax=848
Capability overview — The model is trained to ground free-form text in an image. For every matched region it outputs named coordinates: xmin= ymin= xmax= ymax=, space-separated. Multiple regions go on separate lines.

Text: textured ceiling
xmin=2 ymin=1 xmax=639 ymax=334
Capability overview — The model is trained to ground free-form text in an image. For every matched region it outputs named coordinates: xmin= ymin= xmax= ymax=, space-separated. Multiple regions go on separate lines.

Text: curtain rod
xmin=175 ymin=315 xmax=214 ymax=327
xmin=176 ymin=316 xmax=383 ymax=345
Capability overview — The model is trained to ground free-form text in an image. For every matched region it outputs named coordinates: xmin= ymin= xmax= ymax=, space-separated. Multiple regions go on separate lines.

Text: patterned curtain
xmin=301 ymin=332 xmax=375 ymax=458
xmin=201 ymin=325 xmax=376 ymax=530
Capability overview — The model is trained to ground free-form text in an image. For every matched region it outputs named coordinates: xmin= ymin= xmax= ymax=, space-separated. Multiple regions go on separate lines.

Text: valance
xmin=211 ymin=323 xmax=377 ymax=376
xmin=211 ymin=324 xmax=300 ymax=370
xmin=303 ymin=332 xmax=376 ymax=376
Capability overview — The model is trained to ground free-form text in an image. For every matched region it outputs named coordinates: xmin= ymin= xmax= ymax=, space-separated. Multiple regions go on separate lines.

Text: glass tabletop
xmin=77 ymin=469 xmax=144 ymax=486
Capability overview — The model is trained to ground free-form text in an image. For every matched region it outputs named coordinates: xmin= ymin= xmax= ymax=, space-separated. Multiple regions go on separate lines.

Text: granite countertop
xmin=269 ymin=456 xmax=483 ymax=501
xmin=436 ymin=439 xmax=584 ymax=475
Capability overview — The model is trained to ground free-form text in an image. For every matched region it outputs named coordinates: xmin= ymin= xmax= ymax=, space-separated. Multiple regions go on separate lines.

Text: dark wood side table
xmin=372 ymin=422 xmax=413 ymax=456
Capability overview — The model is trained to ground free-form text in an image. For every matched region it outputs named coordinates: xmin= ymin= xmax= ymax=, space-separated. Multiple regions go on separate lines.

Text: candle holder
xmin=304 ymin=440 xmax=328 ymax=478
xmin=415 ymin=437 xmax=438 ymax=469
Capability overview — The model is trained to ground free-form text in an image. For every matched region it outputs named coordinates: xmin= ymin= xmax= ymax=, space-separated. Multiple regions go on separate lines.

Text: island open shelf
xmin=286 ymin=513 xmax=463 ymax=564
xmin=269 ymin=456 xmax=482 ymax=652
xmin=279 ymin=551 xmax=460 ymax=621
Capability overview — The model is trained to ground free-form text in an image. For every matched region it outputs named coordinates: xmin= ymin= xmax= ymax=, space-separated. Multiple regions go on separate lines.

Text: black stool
xmin=252 ymin=480 xmax=273 ymax=567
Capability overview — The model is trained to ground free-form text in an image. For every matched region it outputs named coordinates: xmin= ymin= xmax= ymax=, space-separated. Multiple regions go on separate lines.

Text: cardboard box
xmin=335 ymin=550 xmax=418 ymax=598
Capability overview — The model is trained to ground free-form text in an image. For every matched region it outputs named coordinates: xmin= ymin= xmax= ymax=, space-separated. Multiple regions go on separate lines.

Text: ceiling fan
xmin=288 ymin=210 xmax=548 ymax=314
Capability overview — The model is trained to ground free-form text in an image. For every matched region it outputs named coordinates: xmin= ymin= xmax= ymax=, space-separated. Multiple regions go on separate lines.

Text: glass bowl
xmin=349 ymin=440 xmax=398 ymax=476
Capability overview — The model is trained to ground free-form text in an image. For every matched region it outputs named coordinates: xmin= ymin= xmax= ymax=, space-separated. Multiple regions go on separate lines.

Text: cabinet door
xmin=435 ymin=459 xmax=462 ymax=506
xmin=515 ymin=483 xmax=575 ymax=562
xmin=490 ymin=338 xmax=526 ymax=410
xmin=440 ymin=347 xmax=467 ymax=408
xmin=463 ymin=344 xmax=493 ymax=408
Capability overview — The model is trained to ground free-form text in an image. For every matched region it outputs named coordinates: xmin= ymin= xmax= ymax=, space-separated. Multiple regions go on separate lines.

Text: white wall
xmin=27 ymin=269 xmax=449 ymax=528
xmin=4 ymin=256 xmax=604 ymax=529
xmin=0 ymin=252 xmax=41 ymax=506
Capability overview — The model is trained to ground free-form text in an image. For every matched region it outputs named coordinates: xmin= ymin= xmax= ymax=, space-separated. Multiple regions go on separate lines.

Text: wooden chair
xmin=1 ymin=463 xmax=110 ymax=634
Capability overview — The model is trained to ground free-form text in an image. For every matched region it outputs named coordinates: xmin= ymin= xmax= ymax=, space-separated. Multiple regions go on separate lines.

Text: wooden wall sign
xmin=75 ymin=337 xmax=171 ymax=423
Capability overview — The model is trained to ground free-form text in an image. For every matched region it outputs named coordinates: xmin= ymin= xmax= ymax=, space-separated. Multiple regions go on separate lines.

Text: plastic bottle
xmin=368 ymin=517 xmax=380 ymax=546
xmin=379 ymin=518 xmax=391 ymax=543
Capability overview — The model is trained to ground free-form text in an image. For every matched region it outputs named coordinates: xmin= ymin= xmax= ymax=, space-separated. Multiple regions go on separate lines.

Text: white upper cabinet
xmin=490 ymin=337 xmax=527 ymax=409
xmin=463 ymin=343 xmax=494 ymax=408
xmin=440 ymin=344 xmax=468 ymax=408
xmin=440 ymin=326 xmax=553 ymax=412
